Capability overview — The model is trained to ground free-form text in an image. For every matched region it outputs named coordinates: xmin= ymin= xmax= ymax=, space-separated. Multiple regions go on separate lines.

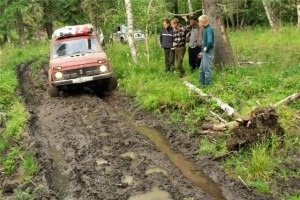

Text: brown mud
xmin=12 ymin=62 xmax=275 ymax=199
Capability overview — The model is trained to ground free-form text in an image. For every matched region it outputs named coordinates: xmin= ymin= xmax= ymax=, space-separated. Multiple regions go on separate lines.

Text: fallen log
xmin=202 ymin=121 xmax=238 ymax=131
xmin=184 ymin=81 xmax=241 ymax=120
xmin=210 ymin=111 xmax=227 ymax=124
xmin=273 ymin=92 xmax=300 ymax=109
xmin=238 ymin=60 xmax=275 ymax=65
xmin=199 ymin=130 xmax=226 ymax=137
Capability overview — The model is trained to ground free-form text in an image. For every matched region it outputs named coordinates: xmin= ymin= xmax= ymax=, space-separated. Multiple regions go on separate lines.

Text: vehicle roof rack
xmin=52 ymin=24 xmax=94 ymax=40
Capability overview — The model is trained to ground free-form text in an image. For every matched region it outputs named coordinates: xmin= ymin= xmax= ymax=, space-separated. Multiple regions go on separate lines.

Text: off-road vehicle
xmin=48 ymin=24 xmax=117 ymax=97
xmin=110 ymin=25 xmax=145 ymax=43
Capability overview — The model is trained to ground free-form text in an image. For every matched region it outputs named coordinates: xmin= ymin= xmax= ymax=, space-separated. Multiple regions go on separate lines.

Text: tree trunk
xmin=187 ymin=0 xmax=193 ymax=15
xmin=262 ymin=0 xmax=278 ymax=30
xmin=145 ymin=0 xmax=153 ymax=64
xmin=229 ymin=15 xmax=235 ymax=29
xmin=15 ymin=10 xmax=25 ymax=46
xmin=5 ymin=25 xmax=12 ymax=47
xmin=203 ymin=0 xmax=236 ymax=66
xmin=298 ymin=0 xmax=300 ymax=28
xmin=174 ymin=0 xmax=178 ymax=14
xmin=124 ymin=0 xmax=138 ymax=63
xmin=7 ymin=34 xmax=12 ymax=47
xmin=45 ymin=22 xmax=53 ymax=39
xmin=44 ymin=1 xmax=53 ymax=39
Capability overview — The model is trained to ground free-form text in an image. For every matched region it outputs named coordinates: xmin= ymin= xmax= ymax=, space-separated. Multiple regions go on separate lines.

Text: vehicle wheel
xmin=104 ymin=74 xmax=117 ymax=95
xmin=49 ymin=84 xmax=59 ymax=97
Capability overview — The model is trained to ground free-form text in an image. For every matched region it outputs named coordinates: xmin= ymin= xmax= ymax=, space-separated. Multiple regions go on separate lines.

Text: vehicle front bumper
xmin=52 ymin=73 xmax=112 ymax=86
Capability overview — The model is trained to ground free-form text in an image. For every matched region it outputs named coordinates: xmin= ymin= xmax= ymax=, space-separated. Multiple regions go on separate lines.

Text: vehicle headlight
xmin=54 ymin=72 xmax=63 ymax=79
xmin=99 ymin=65 xmax=107 ymax=73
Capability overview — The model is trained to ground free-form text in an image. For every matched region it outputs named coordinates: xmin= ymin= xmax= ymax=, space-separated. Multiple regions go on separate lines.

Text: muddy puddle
xmin=116 ymin=109 xmax=226 ymax=200
xmin=48 ymin=146 xmax=70 ymax=199
xmin=128 ymin=186 xmax=172 ymax=200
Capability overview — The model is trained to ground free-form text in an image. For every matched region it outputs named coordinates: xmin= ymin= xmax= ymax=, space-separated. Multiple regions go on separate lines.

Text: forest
xmin=0 ymin=0 xmax=300 ymax=199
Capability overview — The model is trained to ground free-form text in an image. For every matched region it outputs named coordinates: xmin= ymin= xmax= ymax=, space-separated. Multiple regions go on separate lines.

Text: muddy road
xmin=16 ymin=63 xmax=273 ymax=200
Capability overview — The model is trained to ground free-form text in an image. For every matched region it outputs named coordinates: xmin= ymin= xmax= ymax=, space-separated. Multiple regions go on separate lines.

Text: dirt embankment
xmin=14 ymin=62 xmax=274 ymax=200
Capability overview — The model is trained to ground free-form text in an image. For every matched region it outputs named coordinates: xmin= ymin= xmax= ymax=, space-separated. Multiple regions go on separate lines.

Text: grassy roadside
xmin=106 ymin=26 xmax=300 ymax=199
xmin=0 ymin=41 xmax=49 ymax=198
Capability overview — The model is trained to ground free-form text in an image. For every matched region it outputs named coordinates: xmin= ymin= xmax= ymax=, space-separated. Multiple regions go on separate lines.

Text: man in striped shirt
xmin=171 ymin=18 xmax=192 ymax=78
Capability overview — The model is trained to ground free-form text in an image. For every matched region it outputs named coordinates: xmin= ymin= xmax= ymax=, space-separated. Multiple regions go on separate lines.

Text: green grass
xmin=0 ymin=40 xmax=49 ymax=196
xmin=106 ymin=26 xmax=300 ymax=199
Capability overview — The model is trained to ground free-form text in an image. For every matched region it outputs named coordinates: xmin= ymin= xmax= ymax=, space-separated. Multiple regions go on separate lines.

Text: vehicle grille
xmin=62 ymin=66 xmax=100 ymax=79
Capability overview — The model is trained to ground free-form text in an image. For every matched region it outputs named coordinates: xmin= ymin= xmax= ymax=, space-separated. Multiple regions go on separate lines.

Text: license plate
xmin=72 ymin=76 xmax=93 ymax=84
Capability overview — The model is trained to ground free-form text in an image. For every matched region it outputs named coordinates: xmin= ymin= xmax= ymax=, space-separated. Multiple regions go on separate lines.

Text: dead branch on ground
xmin=273 ymin=92 xmax=300 ymax=109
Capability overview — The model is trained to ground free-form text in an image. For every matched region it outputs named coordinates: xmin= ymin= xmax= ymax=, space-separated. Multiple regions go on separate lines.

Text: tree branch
xmin=273 ymin=92 xmax=300 ymax=109
xmin=166 ymin=9 xmax=203 ymax=16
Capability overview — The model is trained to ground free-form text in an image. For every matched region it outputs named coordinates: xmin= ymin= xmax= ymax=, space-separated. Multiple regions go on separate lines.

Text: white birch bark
xmin=124 ymin=0 xmax=138 ymax=63
xmin=183 ymin=81 xmax=240 ymax=119
xmin=262 ymin=0 xmax=278 ymax=30
xmin=145 ymin=0 xmax=153 ymax=63
xmin=187 ymin=0 xmax=193 ymax=15
xmin=298 ymin=0 xmax=300 ymax=28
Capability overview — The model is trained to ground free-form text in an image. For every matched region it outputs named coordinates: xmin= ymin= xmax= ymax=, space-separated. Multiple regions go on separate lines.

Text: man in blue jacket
xmin=198 ymin=15 xmax=214 ymax=86
xmin=160 ymin=19 xmax=174 ymax=73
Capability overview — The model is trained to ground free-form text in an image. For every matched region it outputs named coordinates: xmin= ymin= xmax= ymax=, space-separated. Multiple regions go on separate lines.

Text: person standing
xmin=160 ymin=19 xmax=175 ymax=73
xmin=182 ymin=15 xmax=203 ymax=72
xmin=198 ymin=15 xmax=214 ymax=86
xmin=171 ymin=18 xmax=191 ymax=78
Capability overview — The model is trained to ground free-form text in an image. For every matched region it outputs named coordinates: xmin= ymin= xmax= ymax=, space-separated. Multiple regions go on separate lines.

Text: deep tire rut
xmin=16 ymin=63 xmax=274 ymax=200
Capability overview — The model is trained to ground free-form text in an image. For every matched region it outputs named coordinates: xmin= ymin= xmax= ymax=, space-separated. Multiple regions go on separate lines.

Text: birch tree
xmin=124 ymin=0 xmax=138 ymax=63
xmin=298 ymin=0 xmax=300 ymax=28
xmin=262 ymin=0 xmax=278 ymax=30
xmin=187 ymin=0 xmax=193 ymax=15
xmin=202 ymin=0 xmax=236 ymax=66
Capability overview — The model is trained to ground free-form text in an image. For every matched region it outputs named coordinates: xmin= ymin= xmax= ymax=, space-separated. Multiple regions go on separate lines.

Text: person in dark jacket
xmin=160 ymin=19 xmax=174 ymax=73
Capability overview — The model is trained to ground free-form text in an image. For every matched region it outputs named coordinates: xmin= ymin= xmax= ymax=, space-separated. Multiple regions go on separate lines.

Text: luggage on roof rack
xmin=52 ymin=24 xmax=94 ymax=40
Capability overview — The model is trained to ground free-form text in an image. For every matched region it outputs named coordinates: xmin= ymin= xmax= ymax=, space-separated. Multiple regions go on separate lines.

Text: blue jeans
xmin=199 ymin=49 xmax=213 ymax=86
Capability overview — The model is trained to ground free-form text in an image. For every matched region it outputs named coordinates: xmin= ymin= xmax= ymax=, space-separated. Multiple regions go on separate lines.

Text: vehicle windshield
xmin=52 ymin=37 xmax=101 ymax=58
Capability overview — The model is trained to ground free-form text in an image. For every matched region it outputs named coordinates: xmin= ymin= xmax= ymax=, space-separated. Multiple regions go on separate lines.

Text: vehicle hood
xmin=49 ymin=52 xmax=107 ymax=70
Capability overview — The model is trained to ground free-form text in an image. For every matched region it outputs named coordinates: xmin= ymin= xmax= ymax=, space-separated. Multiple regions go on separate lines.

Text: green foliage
xmin=4 ymin=102 xmax=28 ymax=139
xmin=198 ymin=137 xmax=217 ymax=154
xmin=0 ymin=42 xmax=49 ymax=197
xmin=22 ymin=156 xmax=38 ymax=176
xmin=250 ymin=179 xmax=270 ymax=193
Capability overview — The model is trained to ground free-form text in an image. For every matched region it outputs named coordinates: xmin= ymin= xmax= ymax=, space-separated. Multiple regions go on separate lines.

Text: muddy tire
xmin=49 ymin=84 xmax=59 ymax=97
xmin=104 ymin=75 xmax=117 ymax=95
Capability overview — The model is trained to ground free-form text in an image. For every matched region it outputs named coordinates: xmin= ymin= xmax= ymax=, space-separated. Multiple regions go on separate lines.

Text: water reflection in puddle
xmin=96 ymin=158 xmax=108 ymax=165
xmin=118 ymin=110 xmax=226 ymax=200
xmin=48 ymin=146 xmax=70 ymax=200
xmin=128 ymin=186 xmax=172 ymax=200
xmin=120 ymin=151 xmax=137 ymax=159
xmin=145 ymin=167 xmax=168 ymax=177
xmin=121 ymin=175 xmax=134 ymax=185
